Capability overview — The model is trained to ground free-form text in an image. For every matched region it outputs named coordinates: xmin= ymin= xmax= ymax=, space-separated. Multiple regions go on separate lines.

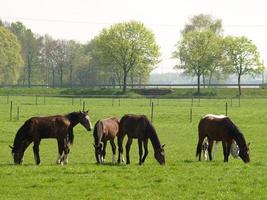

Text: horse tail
xmin=93 ymin=120 xmax=101 ymax=145
xmin=196 ymin=118 xmax=205 ymax=159
xmin=68 ymin=129 xmax=74 ymax=145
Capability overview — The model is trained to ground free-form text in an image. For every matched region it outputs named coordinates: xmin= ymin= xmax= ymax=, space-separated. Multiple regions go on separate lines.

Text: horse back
xmin=94 ymin=117 xmax=119 ymax=142
xmin=28 ymin=115 xmax=71 ymax=138
xmin=119 ymin=114 xmax=148 ymax=139
xmin=199 ymin=116 xmax=233 ymax=141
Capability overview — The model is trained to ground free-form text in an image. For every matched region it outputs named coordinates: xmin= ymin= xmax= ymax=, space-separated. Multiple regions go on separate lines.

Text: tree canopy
xmin=0 ymin=25 xmax=23 ymax=84
xmin=89 ymin=21 xmax=160 ymax=93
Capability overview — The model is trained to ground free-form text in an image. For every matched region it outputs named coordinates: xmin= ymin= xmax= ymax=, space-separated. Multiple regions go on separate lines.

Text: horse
xmin=196 ymin=114 xmax=250 ymax=163
xmin=117 ymin=114 xmax=165 ymax=165
xmin=9 ymin=111 xmax=92 ymax=165
xmin=93 ymin=117 xmax=119 ymax=164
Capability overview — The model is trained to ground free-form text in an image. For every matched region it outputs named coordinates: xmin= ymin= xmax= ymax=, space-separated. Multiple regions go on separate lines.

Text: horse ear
xmin=9 ymin=145 xmax=13 ymax=150
xmin=86 ymin=110 xmax=89 ymax=114
xmin=162 ymin=144 xmax=165 ymax=148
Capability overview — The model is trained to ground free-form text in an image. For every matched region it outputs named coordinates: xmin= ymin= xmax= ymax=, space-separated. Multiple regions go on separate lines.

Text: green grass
xmin=0 ymin=96 xmax=266 ymax=199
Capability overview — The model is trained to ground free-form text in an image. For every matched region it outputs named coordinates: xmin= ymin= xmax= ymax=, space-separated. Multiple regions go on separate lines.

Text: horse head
xmin=79 ymin=110 xmax=93 ymax=131
xmin=9 ymin=145 xmax=24 ymax=164
xmin=239 ymin=143 xmax=250 ymax=163
xmin=154 ymin=144 xmax=165 ymax=165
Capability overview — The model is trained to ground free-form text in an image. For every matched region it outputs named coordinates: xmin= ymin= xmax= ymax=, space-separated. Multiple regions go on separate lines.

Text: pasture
xmin=0 ymin=96 xmax=266 ymax=199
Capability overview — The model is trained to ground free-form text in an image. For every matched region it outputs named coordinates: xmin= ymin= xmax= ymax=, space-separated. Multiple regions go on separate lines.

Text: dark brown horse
xmin=196 ymin=114 xmax=250 ymax=163
xmin=117 ymin=114 xmax=165 ymax=165
xmin=93 ymin=117 xmax=119 ymax=164
xmin=10 ymin=111 xmax=92 ymax=165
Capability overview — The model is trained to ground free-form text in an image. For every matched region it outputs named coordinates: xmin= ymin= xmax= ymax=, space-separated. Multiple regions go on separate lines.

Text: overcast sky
xmin=1 ymin=0 xmax=267 ymax=73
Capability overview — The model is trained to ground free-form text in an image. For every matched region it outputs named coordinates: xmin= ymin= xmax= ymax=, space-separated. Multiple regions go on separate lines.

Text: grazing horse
xmin=93 ymin=117 xmax=119 ymax=164
xmin=196 ymin=114 xmax=250 ymax=163
xmin=10 ymin=111 xmax=92 ymax=165
xmin=117 ymin=114 xmax=165 ymax=165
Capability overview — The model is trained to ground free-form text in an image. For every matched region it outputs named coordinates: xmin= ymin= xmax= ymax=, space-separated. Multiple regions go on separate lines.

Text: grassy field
xmin=0 ymin=96 xmax=266 ymax=199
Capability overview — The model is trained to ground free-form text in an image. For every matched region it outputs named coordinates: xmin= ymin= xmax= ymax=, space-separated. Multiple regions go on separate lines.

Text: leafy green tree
xmin=91 ymin=21 xmax=160 ymax=93
xmin=10 ymin=22 xmax=43 ymax=87
xmin=0 ymin=26 xmax=23 ymax=84
xmin=224 ymin=36 xmax=263 ymax=95
xmin=182 ymin=14 xmax=222 ymax=35
xmin=173 ymin=30 xmax=223 ymax=94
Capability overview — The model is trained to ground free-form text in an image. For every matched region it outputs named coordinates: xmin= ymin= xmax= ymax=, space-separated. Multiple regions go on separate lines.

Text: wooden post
xmin=191 ymin=97 xmax=193 ymax=107
xmin=83 ymin=101 xmax=85 ymax=111
xmin=35 ymin=95 xmax=38 ymax=105
xmin=151 ymin=102 xmax=154 ymax=122
xmin=10 ymin=101 xmax=13 ymax=121
xmin=225 ymin=102 xmax=228 ymax=116
xmin=112 ymin=98 xmax=114 ymax=106
xmin=190 ymin=108 xmax=192 ymax=123
xmin=17 ymin=106 xmax=20 ymax=120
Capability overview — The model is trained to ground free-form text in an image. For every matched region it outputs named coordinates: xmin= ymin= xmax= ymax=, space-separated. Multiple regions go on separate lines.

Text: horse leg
xmin=117 ymin=134 xmax=125 ymax=164
xmin=222 ymin=141 xmax=228 ymax=162
xmin=141 ymin=138 xmax=149 ymax=164
xmin=110 ymin=139 xmax=116 ymax=164
xmin=102 ymin=141 xmax=107 ymax=163
xmin=138 ymin=139 xmax=143 ymax=165
xmin=207 ymin=139 xmax=214 ymax=161
xmin=33 ymin=139 xmax=41 ymax=165
xmin=125 ymin=137 xmax=132 ymax=164
xmin=225 ymin=142 xmax=231 ymax=162
xmin=56 ymin=139 xmax=64 ymax=165
xmin=196 ymin=136 xmax=205 ymax=161
xmin=63 ymin=138 xmax=70 ymax=165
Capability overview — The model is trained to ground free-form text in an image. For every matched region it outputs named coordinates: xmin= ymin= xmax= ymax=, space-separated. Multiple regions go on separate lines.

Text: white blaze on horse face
xmin=85 ymin=115 xmax=92 ymax=130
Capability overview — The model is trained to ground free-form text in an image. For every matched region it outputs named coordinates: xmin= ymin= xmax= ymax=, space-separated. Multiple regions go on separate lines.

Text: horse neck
xmin=66 ymin=114 xmax=79 ymax=127
xmin=147 ymin=123 xmax=162 ymax=152
xmin=230 ymin=125 xmax=247 ymax=148
xmin=13 ymin=121 xmax=29 ymax=151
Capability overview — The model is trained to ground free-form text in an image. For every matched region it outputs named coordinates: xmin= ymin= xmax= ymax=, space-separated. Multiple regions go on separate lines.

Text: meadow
xmin=0 ymin=95 xmax=266 ymax=199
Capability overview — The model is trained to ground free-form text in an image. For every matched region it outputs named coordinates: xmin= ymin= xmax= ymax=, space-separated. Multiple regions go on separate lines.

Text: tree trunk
xmin=52 ymin=68 xmax=55 ymax=88
xmin=238 ymin=74 xmax=241 ymax=96
xmin=122 ymin=68 xmax=128 ymax=93
xmin=202 ymin=74 xmax=205 ymax=88
xmin=59 ymin=64 xmax=63 ymax=87
xmin=131 ymin=72 xmax=134 ymax=88
xmin=197 ymin=73 xmax=201 ymax=95
xmin=27 ymin=64 xmax=31 ymax=88
xmin=69 ymin=65 xmax=73 ymax=88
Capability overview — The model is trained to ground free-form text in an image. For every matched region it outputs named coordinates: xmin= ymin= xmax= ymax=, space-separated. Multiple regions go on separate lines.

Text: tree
xmin=10 ymin=22 xmax=43 ymax=87
xmin=173 ymin=30 xmax=223 ymax=94
xmin=90 ymin=21 xmax=160 ymax=93
xmin=224 ymin=36 xmax=263 ymax=95
xmin=0 ymin=26 xmax=23 ymax=85
xmin=182 ymin=14 xmax=222 ymax=36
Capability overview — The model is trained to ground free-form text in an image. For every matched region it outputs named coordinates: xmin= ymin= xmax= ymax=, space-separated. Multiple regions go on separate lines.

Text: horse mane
xmin=65 ymin=112 xmax=81 ymax=144
xmin=226 ymin=118 xmax=247 ymax=147
xmin=13 ymin=119 xmax=31 ymax=152
xmin=143 ymin=116 xmax=162 ymax=150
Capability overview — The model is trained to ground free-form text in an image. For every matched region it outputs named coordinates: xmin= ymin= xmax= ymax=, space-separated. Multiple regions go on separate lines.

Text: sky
xmin=1 ymin=0 xmax=267 ymax=73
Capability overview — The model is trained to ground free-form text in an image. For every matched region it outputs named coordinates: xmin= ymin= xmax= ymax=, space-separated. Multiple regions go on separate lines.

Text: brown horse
xmin=93 ymin=117 xmax=119 ymax=164
xmin=196 ymin=114 xmax=250 ymax=163
xmin=10 ymin=111 xmax=92 ymax=165
xmin=117 ymin=114 xmax=165 ymax=165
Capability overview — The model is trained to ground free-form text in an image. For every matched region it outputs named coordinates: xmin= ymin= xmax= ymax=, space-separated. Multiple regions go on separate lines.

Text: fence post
xmin=112 ymin=98 xmax=114 ymax=106
xmin=10 ymin=101 xmax=13 ymax=121
xmin=191 ymin=97 xmax=193 ymax=107
xmin=35 ymin=95 xmax=38 ymax=105
xmin=225 ymin=102 xmax=228 ymax=116
xmin=151 ymin=102 xmax=154 ymax=122
xmin=83 ymin=101 xmax=85 ymax=111
xmin=17 ymin=106 xmax=20 ymax=121
xmin=190 ymin=108 xmax=192 ymax=123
